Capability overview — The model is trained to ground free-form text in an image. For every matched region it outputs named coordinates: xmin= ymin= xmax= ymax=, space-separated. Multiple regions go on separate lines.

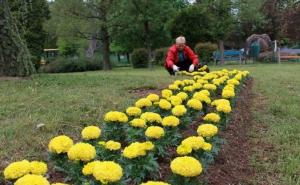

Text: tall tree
xmin=0 ymin=0 xmax=35 ymax=76
xmin=9 ymin=0 xmax=50 ymax=69
xmin=48 ymin=0 xmax=118 ymax=70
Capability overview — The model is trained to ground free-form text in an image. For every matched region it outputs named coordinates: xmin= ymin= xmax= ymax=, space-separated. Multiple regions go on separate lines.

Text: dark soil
xmin=203 ymin=78 xmax=256 ymax=185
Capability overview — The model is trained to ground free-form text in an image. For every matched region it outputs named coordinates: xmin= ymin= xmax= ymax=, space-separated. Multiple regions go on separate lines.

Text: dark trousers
xmin=166 ymin=59 xmax=198 ymax=75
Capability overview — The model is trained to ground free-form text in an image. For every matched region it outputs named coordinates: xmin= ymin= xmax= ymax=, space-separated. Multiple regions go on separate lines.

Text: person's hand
xmin=172 ymin=65 xmax=179 ymax=72
xmin=189 ymin=64 xmax=195 ymax=72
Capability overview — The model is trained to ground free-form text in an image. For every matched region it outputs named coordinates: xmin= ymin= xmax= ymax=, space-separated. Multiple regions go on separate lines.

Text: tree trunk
xmin=0 ymin=0 xmax=35 ymax=77
xmin=101 ymin=26 xmax=111 ymax=70
xmin=219 ymin=40 xmax=225 ymax=65
xmin=144 ymin=20 xmax=152 ymax=69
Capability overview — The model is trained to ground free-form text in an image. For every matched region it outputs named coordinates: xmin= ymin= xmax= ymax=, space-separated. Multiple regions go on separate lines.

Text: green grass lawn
xmin=1 ymin=64 xmax=300 ymax=184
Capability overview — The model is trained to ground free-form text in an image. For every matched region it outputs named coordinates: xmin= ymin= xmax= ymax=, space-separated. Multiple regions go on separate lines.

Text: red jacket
xmin=165 ymin=44 xmax=199 ymax=68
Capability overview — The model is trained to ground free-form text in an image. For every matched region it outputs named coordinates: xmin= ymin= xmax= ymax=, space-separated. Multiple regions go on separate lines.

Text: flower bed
xmin=3 ymin=66 xmax=250 ymax=185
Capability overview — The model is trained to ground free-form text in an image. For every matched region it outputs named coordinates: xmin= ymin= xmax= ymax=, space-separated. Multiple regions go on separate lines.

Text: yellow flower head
xmin=122 ymin=142 xmax=154 ymax=159
xmin=168 ymin=84 xmax=180 ymax=90
xmin=104 ymin=111 xmax=128 ymax=123
xmin=169 ymin=95 xmax=182 ymax=106
xmin=161 ymin=89 xmax=173 ymax=99
xmin=197 ymin=124 xmax=218 ymax=137
xmin=67 ymin=142 xmax=96 ymax=162
xmin=81 ymin=126 xmax=101 ymax=140
xmin=4 ymin=160 xmax=31 ymax=180
xmin=203 ymin=113 xmax=220 ymax=123
xmin=222 ymin=89 xmax=235 ymax=99
xmin=227 ymin=79 xmax=240 ymax=85
xmin=183 ymin=79 xmax=194 ymax=85
xmin=176 ymin=144 xmax=192 ymax=155
xmin=30 ymin=161 xmax=48 ymax=175
xmin=141 ymin=181 xmax=171 ymax=185
xmin=170 ymin=156 xmax=203 ymax=177
xmin=130 ymin=118 xmax=147 ymax=128
xmin=203 ymin=84 xmax=217 ymax=91
xmin=135 ymin=98 xmax=153 ymax=108
xmin=14 ymin=174 xmax=50 ymax=185
xmin=162 ymin=116 xmax=180 ymax=127
xmin=192 ymin=82 xmax=202 ymax=90
xmin=181 ymin=136 xmax=205 ymax=150
xmin=171 ymin=105 xmax=187 ymax=117
xmin=193 ymin=92 xmax=211 ymax=104
xmin=140 ymin=112 xmax=162 ymax=124
xmin=174 ymin=80 xmax=184 ymax=87
xmin=202 ymin=142 xmax=212 ymax=151
xmin=105 ymin=140 xmax=121 ymax=151
xmin=145 ymin=126 xmax=165 ymax=139
xmin=92 ymin=161 xmax=123 ymax=184
xmin=183 ymin=85 xmax=195 ymax=92
xmin=216 ymin=103 xmax=232 ymax=113
xmin=48 ymin=135 xmax=74 ymax=154
xmin=187 ymin=99 xmax=203 ymax=110
xmin=176 ymin=92 xmax=188 ymax=101
xmin=199 ymin=90 xmax=210 ymax=96
xmin=158 ymin=99 xmax=172 ymax=110
xmin=126 ymin=107 xmax=142 ymax=117
xmin=82 ymin=160 xmax=102 ymax=176
xmin=51 ymin=183 xmax=70 ymax=185
xmin=146 ymin=94 xmax=160 ymax=102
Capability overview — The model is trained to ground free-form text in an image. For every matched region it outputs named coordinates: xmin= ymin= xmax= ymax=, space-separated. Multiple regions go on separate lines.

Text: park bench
xmin=213 ymin=50 xmax=245 ymax=65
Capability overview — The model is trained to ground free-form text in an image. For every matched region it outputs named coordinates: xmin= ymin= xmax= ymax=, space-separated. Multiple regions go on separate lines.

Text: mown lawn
xmin=0 ymin=63 xmax=299 ymax=184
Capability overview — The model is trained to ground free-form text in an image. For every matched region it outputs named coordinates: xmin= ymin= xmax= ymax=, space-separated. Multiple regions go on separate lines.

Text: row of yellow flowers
xmin=3 ymin=66 xmax=250 ymax=185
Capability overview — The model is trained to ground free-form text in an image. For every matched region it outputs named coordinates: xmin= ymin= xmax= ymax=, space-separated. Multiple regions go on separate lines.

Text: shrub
xmin=131 ymin=48 xmax=149 ymax=68
xmin=154 ymin=47 xmax=168 ymax=66
xmin=39 ymin=56 xmax=102 ymax=73
xmin=194 ymin=42 xmax=218 ymax=64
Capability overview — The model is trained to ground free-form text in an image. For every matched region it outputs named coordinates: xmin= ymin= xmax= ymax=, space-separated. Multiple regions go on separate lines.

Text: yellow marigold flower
xmin=158 ymin=99 xmax=172 ymax=110
xmin=14 ymin=174 xmax=50 ymax=185
xmin=146 ymin=94 xmax=160 ymax=102
xmin=162 ymin=116 xmax=180 ymax=127
xmin=170 ymin=156 xmax=203 ymax=177
xmin=187 ymin=99 xmax=203 ymax=110
xmin=202 ymin=142 xmax=212 ymax=151
xmin=176 ymin=144 xmax=192 ymax=155
xmin=169 ymin=95 xmax=182 ymax=106
xmin=4 ymin=160 xmax=31 ymax=180
xmin=104 ymin=111 xmax=128 ymax=123
xmin=183 ymin=79 xmax=194 ymax=85
xmin=135 ymin=98 xmax=153 ymax=108
xmin=216 ymin=104 xmax=232 ymax=113
xmin=145 ymin=126 xmax=165 ymax=139
xmin=141 ymin=181 xmax=171 ymax=185
xmin=192 ymin=82 xmax=202 ymax=90
xmin=168 ymin=84 xmax=180 ymax=90
xmin=181 ymin=136 xmax=205 ymax=150
xmin=174 ymin=80 xmax=184 ymax=87
xmin=82 ymin=160 xmax=102 ymax=176
xmin=105 ymin=140 xmax=121 ymax=151
xmin=227 ymin=79 xmax=240 ymax=85
xmin=193 ymin=93 xmax=211 ymax=104
xmin=222 ymin=89 xmax=235 ymax=99
xmin=98 ymin=141 xmax=106 ymax=146
xmin=140 ymin=112 xmax=162 ymax=123
xmin=211 ymin=99 xmax=230 ymax=107
xmin=126 ymin=107 xmax=142 ymax=117
xmin=176 ymin=92 xmax=188 ymax=101
xmin=30 ymin=161 xmax=47 ymax=175
xmin=48 ymin=135 xmax=73 ymax=154
xmin=161 ymin=89 xmax=173 ymax=99
xmin=81 ymin=126 xmax=101 ymax=140
xmin=203 ymin=84 xmax=217 ymax=91
xmin=197 ymin=124 xmax=218 ymax=137
xmin=130 ymin=118 xmax=147 ymax=128
xmin=196 ymin=79 xmax=208 ymax=84
xmin=51 ymin=183 xmax=70 ymax=185
xmin=183 ymin=85 xmax=194 ymax=92
xmin=92 ymin=161 xmax=123 ymax=184
xmin=67 ymin=143 xmax=96 ymax=162
xmin=199 ymin=89 xmax=210 ymax=96
xmin=171 ymin=105 xmax=187 ymax=117
xmin=122 ymin=141 xmax=154 ymax=159
xmin=203 ymin=113 xmax=220 ymax=123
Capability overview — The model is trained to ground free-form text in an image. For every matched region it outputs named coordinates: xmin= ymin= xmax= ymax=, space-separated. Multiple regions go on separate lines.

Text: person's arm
xmin=185 ymin=46 xmax=199 ymax=66
xmin=166 ymin=48 xmax=176 ymax=68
